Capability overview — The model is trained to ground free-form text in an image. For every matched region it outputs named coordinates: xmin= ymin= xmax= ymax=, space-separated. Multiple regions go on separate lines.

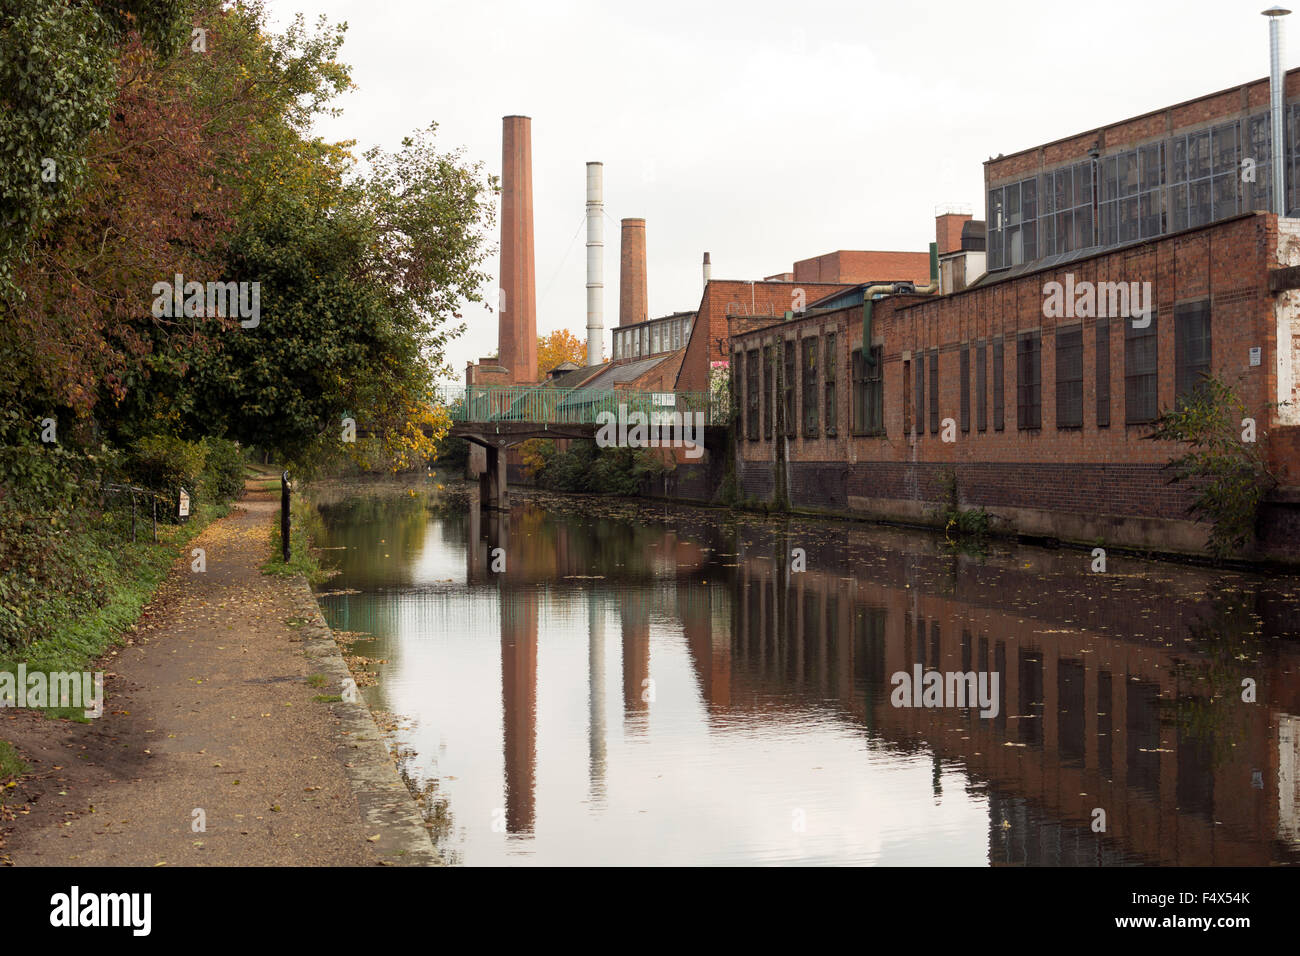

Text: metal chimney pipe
xmin=585 ymin=162 xmax=604 ymax=366
xmin=702 ymin=251 xmax=711 ymax=289
xmin=1266 ymin=7 xmax=1292 ymax=215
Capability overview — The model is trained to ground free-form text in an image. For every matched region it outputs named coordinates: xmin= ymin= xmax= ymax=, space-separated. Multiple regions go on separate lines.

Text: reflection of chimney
xmin=500 ymin=116 xmax=537 ymax=383
xmin=702 ymin=251 xmax=711 ymax=289
xmin=585 ymin=163 xmax=604 ymax=367
xmin=501 ymin=588 xmax=538 ymax=835
xmin=619 ymin=218 xmax=647 ymax=327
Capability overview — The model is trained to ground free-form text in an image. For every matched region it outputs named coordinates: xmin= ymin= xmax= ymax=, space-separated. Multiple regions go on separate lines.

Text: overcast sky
xmin=265 ymin=0 xmax=1286 ymax=376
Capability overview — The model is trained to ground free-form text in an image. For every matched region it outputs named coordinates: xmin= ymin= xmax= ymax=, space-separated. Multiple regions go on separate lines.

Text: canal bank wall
xmin=628 ymin=441 xmax=1300 ymax=567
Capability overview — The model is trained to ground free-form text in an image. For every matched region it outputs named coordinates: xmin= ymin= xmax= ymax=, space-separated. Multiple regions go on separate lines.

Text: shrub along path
xmin=0 ymin=480 xmax=438 ymax=866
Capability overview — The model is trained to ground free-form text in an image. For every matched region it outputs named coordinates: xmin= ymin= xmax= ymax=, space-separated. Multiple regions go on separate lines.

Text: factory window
xmin=993 ymin=338 xmax=1005 ymax=431
xmin=852 ymin=346 xmax=884 ymax=436
xmin=1096 ymin=318 xmax=1111 ymax=427
xmin=745 ymin=349 xmax=760 ymax=441
xmin=1125 ymin=312 xmax=1159 ymax=424
xmin=672 ymin=320 xmax=682 ymax=350
xmin=683 ymin=316 xmax=692 ymax=341
xmin=987 ymin=176 xmax=1038 ymax=270
xmin=1099 ymin=142 xmax=1164 ymax=246
xmin=612 ymin=333 xmax=620 ymax=361
xmin=1017 ymin=332 xmax=1041 ymax=430
xmin=801 ymin=336 xmax=819 ymax=438
xmin=1175 ymin=300 xmax=1212 ymax=406
xmin=959 ymin=347 xmax=971 ymax=433
xmin=824 ymin=332 xmax=837 ymax=437
xmin=762 ymin=345 xmax=774 ymax=440
xmin=783 ymin=340 xmax=796 ymax=437
xmin=731 ymin=351 xmax=742 ymax=422
xmin=914 ymin=350 xmax=925 ymax=437
xmin=1246 ymin=113 xmax=1275 ymax=213
xmin=976 ymin=344 xmax=987 ymax=432
xmin=1038 ymin=161 xmax=1094 ymax=257
xmin=641 ymin=326 xmax=649 ymax=357
xmin=1169 ymin=123 xmax=1239 ymax=230
xmin=1056 ymin=326 xmax=1083 ymax=428
xmin=928 ymin=350 xmax=939 ymax=435
xmin=652 ymin=325 xmax=661 ymax=355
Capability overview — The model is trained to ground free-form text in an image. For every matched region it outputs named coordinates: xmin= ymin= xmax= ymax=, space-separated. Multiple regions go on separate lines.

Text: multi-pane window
xmin=783 ymin=340 xmax=796 ymax=437
xmin=1017 ymin=332 xmax=1042 ymax=430
xmin=1169 ymin=122 xmax=1239 ymax=230
xmin=1056 ymin=326 xmax=1083 ymax=428
xmin=959 ymin=347 xmax=971 ymax=433
xmin=852 ymin=347 xmax=884 ymax=436
xmin=1125 ymin=312 xmax=1159 ymax=423
xmin=801 ymin=337 xmax=819 ymax=437
xmin=731 ymin=351 xmax=742 ymax=422
xmin=993 ymin=338 xmax=1005 ymax=431
xmin=914 ymin=351 xmax=926 ymax=437
xmin=762 ymin=344 xmax=774 ymax=440
xmin=987 ymin=176 xmax=1038 ymax=270
xmin=613 ymin=334 xmax=621 ymax=360
xmin=1039 ymin=161 xmax=1095 ymax=257
xmin=1099 ymin=143 xmax=1163 ymax=246
xmin=1096 ymin=318 xmax=1111 ymax=428
xmin=745 ymin=349 xmax=760 ymax=440
xmin=928 ymin=350 xmax=939 ymax=435
xmin=976 ymin=345 xmax=988 ymax=432
xmin=824 ymin=333 xmax=837 ymax=437
xmin=641 ymin=326 xmax=649 ymax=357
xmin=1175 ymin=300 xmax=1212 ymax=405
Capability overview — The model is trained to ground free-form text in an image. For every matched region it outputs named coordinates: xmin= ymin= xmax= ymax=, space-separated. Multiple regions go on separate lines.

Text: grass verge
xmin=0 ymin=501 xmax=230 ymax=734
xmin=261 ymin=492 xmax=327 ymax=584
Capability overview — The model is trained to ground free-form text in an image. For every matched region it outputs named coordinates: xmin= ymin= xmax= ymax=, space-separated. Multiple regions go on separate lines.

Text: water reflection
xmin=314 ymin=488 xmax=1300 ymax=866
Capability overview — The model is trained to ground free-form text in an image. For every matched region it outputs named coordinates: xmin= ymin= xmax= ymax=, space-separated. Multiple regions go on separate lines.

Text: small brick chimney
xmin=936 ymin=210 xmax=973 ymax=256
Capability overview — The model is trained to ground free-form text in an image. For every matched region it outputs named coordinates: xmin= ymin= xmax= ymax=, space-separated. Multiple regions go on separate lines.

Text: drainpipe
xmin=862 ymin=242 xmax=940 ymax=364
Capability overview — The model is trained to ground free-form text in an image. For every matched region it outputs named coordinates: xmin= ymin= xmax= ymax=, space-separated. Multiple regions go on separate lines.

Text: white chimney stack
xmin=585 ymin=162 xmax=604 ymax=366
xmin=702 ymin=251 xmax=711 ymax=289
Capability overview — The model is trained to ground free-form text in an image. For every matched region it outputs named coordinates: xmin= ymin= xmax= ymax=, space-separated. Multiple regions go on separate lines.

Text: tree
xmin=538 ymin=328 xmax=588 ymax=376
xmin=1146 ymin=375 xmax=1278 ymax=558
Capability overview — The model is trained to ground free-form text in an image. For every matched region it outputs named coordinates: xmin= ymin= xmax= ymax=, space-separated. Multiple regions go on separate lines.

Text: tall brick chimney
xmin=619 ymin=218 xmax=647 ymax=327
xmin=936 ymin=210 xmax=973 ymax=256
xmin=499 ymin=115 xmax=537 ymax=383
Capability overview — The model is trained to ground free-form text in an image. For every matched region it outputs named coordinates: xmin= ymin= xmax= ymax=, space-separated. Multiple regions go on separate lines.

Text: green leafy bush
xmin=1147 ymin=375 xmax=1277 ymax=558
xmin=127 ymin=435 xmax=207 ymax=521
xmin=201 ymin=437 xmax=246 ymax=505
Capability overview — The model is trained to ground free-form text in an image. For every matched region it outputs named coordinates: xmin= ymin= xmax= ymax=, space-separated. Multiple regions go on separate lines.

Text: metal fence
xmin=438 ymin=386 xmax=721 ymax=426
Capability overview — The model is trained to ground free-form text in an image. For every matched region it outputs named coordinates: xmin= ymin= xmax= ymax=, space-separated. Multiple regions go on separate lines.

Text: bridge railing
xmin=437 ymin=386 xmax=720 ymax=426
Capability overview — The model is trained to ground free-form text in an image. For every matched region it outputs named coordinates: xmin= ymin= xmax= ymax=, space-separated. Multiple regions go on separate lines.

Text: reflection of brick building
xmin=711 ymin=524 xmax=1300 ymax=865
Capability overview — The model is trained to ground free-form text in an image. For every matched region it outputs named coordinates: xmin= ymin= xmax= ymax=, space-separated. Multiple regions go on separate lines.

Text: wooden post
xmin=152 ymin=495 xmax=157 ymax=542
xmin=281 ymin=471 xmax=291 ymax=563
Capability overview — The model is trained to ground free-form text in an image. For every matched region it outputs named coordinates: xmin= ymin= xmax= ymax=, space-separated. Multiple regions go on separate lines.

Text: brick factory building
xmin=726 ymin=69 xmax=1300 ymax=560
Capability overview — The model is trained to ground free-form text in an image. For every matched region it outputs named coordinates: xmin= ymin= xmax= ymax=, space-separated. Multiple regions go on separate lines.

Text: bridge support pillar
xmin=480 ymin=443 xmax=508 ymax=510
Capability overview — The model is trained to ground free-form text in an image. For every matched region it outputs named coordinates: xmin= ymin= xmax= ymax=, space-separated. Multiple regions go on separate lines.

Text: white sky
xmin=265 ymin=0 xmax=1286 ymax=375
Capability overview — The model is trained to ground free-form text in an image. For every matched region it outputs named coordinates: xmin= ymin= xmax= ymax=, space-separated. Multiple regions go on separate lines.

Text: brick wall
xmin=675 ymin=279 xmax=851 ymax=393
xmin=793 ymin=250 xmax=932 ymax=284
xmin=986 ymin=67 xmax=1300 ymax=188
xmin=731 ymin=212 xmax=1287 ymax=553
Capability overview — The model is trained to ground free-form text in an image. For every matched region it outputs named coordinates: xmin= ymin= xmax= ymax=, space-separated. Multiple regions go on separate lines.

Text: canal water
xmin=312 ymin=482 xmax=1300 ymax=866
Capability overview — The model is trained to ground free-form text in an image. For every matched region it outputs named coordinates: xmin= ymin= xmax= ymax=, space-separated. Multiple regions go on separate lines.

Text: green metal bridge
xmin=443 ymin=386 xmax=720 ymax=427
xmin=439 ymin=385 xmax=725 ymax=510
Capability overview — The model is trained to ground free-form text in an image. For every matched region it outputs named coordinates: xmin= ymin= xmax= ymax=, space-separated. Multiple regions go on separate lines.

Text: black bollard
xmin=281 ymin=470 xmax=291 ymax=563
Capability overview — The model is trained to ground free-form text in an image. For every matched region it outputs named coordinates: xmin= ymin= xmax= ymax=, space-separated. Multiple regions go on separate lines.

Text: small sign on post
xmin=178 ymin=487 xmax=191 ymax=521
